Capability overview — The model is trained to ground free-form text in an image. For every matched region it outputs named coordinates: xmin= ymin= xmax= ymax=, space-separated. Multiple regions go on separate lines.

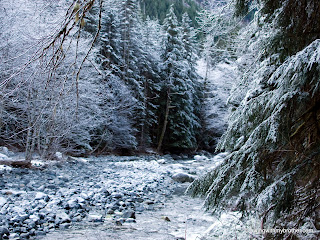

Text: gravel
xmin=0 ymin=154 xmax=212 ymax=239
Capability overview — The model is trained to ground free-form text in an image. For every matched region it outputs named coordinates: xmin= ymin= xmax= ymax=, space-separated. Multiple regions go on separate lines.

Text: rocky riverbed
xmin=0 ymin=153 xmax=226 ymax=239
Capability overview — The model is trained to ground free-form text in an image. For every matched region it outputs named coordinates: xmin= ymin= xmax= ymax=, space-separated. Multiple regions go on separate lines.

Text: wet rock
xmin=115 ymin=220 xmax=122 ymax=226
xmin=172 ymin=172 xmax=195 ymax=183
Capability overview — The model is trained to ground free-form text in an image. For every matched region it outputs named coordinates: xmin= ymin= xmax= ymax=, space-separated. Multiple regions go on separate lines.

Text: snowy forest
xmin=0 ymin=0 xmax=319 ymax=239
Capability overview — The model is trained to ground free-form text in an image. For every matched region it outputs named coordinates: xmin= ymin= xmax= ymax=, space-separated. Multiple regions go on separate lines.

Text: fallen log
xmin=0 ymin=159 xmax=32 ymax=168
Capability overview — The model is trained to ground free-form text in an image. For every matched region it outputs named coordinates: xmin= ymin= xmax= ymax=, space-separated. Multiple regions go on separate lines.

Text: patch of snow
xmin=157 ymin=159 xmax=166 ymax=164
xmin=0 ymin=197 xmax=7 ymax=208
xmin=68 ymin=156 xmax=89 ymax=163
xmin=0 ymin=165 xmax=13 ymax=172
xmin=87 ymin=214 xmax=103 ymax=222
xmin=55 ymin=152 xmax=63 ymax=160
xmin=194 ymin=155 xmax=209 ymax=161
xmin=0 ymin=153 xmax=9 ymax=160
xmin=201 ymin=212 xmax=261 ymax=240
xmin=31 ymin=160 xmax=46 ymax=167
xmin=0 ymin=147 xmax=9 ymax=156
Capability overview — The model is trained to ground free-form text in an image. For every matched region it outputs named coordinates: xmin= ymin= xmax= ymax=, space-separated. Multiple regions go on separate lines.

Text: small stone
xmin=106 ymin=209 xmax=114 ymax=214
xmin=35 ymin=192 xmax=48 ymax=200
xmin=157 ymin=159 xmax=166 ymax=164
xmin=59 ymin=223 xmax=71 ymax=229
xmin=88 ymin=214 xmax=103 ymax=222
xmin=29 ymin=214 xmax=40 ymax=223
xmin=125 ymin=218 xmax=136 ymax=223
xmin=111 ymin=192 xmax=123 ymax=199
xmin=115 ymin=220 xmax=122 ymax=226
xmin=144 ymin=200 xmax=154 ymax=205
xmin=0 ymin=147 xmax=9 ymax=156
xmin=0 ymin=226 xmax=9 ymax=238
xmin=122 ymin=210 xmax=135 ymax=219
xmin=20 ymin=233 xmax=30 ymax=239
xmin=135 ymin=205 xmax=144 ymax=212
xmin=162 ymin=216 xmax=171 ymax=222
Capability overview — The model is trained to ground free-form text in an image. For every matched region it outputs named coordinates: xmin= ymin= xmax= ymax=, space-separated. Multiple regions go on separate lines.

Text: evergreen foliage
xmin=157 ymin=6 xmax=201 ymax=152
xmin=139 ymin=0 xmax=201 ymax=26
xmin=188 ymin=0 xmax=320 ymax=238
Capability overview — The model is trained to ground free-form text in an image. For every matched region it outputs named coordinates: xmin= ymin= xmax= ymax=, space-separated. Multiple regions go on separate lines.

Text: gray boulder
xmin=172 ymin=172 xmax=195 ymax=183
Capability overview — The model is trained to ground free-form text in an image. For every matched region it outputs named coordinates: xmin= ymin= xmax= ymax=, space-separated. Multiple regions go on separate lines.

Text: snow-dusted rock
xmin=55 ymin=210 xmax=70 ymax=224
xmin=194 ymin=155 xmax=209 ymax=161
xmin=67 ymin=199 xmax=80 ymax=209
xmin=88 ymin=214 xmax=103 ymax=222
xmin=35 ymin=192 xmax=48 ymax=201
xmin=157 ymin=159 xmax=166 ymax=164
xmin=29 ymin=214 xmax=40 ymax=223
xmin=172 ymin=172 xmax=195 ymax=183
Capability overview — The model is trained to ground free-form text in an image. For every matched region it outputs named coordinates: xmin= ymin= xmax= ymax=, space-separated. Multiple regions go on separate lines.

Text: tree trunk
xmin=157 ymin=89 xmax=171 ymax=153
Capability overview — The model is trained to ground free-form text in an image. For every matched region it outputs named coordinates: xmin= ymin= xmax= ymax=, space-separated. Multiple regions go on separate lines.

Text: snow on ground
xmin=200 ymin=212 xmax=261 ymax=240
xmin=0 ymin=148 xmax=264 ymax=240
xmin=0 ymin=152 xmax=225 ymax=239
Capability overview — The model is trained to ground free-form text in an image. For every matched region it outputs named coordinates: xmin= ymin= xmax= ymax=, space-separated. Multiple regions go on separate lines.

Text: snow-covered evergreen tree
xmin=188 ymin=0 xmax=320 ymax=239
xmin=157 ymin=5 xmax=201 ymax=152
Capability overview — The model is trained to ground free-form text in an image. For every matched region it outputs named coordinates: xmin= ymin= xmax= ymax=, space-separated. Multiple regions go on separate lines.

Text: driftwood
xmin=0 ymin=159 xmax=32 ymax=168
